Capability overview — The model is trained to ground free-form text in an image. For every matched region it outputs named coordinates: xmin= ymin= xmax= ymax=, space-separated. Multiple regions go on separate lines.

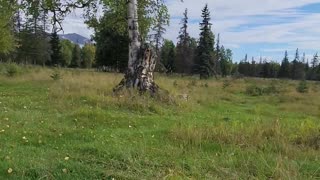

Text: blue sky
xmin=63 ymin=0 xmax=320 ymax=62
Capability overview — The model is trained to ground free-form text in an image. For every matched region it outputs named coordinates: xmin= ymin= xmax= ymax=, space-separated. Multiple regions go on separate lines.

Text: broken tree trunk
xmin=113 ymin=0 xmax=159 ymax=94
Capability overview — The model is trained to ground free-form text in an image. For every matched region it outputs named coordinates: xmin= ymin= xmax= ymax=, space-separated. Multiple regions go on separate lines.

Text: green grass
xmin=0 ymin=65 xmax=319 ymax=179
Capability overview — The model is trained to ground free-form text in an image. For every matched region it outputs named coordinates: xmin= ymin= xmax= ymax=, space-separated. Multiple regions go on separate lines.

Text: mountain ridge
xmin=59 ymin=33 xmax=91 ymax=46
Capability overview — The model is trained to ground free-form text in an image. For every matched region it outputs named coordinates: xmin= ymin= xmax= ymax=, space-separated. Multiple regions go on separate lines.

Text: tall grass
xmin=0 ymin=64 xmax=319 ymax=179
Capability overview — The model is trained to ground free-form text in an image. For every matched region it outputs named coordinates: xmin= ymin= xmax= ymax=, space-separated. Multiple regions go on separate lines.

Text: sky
xmin=63 ymin=0 xmax=320 ymax=62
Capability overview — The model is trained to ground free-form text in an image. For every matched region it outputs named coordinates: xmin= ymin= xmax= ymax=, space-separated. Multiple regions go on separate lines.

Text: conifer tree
xmin=279 ymin=50 xmax=290 ymax=78
xmin=175 ymin=8 xmax=195 ymax=74
xmin=194 ymin=4 xmax=215 ymax=79
xmin=50 ymin=31 xmax=62 ymax=66
xmin=308 ymin=53 xmax=319 ymax=80
xmin=291 ymin=48 xmax=305 ymax=80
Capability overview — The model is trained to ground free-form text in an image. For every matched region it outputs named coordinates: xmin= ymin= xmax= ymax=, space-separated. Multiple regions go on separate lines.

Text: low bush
xmin=296 ymin=80 xmax=308 ymax=93
xmin=50 ymin=70 xmax=62 ymax=81
xmin=246 ymin=84 xmax=264 ymax=96
xmin=222 ymin=80 xmax=231 ymax=89
xmin=5 ymin=63 xmax=20 ymax=77
xmin=246 ymin=84 xmax=280 ymax=96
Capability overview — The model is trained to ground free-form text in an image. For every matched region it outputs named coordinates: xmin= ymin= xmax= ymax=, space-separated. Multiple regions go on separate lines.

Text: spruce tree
xmin=308 ymin=53 xmax=319 ymax=80
xmin=70 ymin=44 xmax=82 ymax=68
xmin=175 ymin=9 xmax=195 ymax=74
xmin=194 ymin=4 xmax=215 ymax=79
xmin=291 ymin=48 xmax=305 ymax=80
xmin=50 ymin=31 xmax=62 ymax=66
xmin=279 ymin=50 xmax=290 ymax=78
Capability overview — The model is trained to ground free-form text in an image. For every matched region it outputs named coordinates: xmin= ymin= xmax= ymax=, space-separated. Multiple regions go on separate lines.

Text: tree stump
xmin=113 ymin=44 xmax=159 ymax=95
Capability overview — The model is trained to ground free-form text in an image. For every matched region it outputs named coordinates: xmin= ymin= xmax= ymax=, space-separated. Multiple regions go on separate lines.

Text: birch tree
xmin=17 ymin=0 xmax=178 ymax=94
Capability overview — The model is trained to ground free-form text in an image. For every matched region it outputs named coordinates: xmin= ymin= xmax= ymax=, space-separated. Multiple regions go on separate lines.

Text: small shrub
xmin=6 ymin=63 xmax=20 ymax=77
xmin=246 ymin=84 xmax=263 ymax=96
xmin=50 ymin=70 xmax=62 ymax=81
xmin=222 ymin=80 xmax=231 ymax=89
xmin=246 ymin=84 xmax=280 ymax=96
xmin=173 ymin=80 xmax=178 ymax=87
xmin=296 ymin=81 xmax=308 ymax=93
xmin=264 ymin=84 xmax=280 ymax=94
xmin=187 ymin=80 xmax=197 ymax=87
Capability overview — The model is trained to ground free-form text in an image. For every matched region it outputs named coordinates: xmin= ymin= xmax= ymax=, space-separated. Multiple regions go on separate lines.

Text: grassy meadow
xmin=0 ymin=64 xmax=319 ymax=179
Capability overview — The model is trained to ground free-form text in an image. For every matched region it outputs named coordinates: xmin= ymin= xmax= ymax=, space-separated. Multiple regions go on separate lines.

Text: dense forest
xmin=1 ymin=1 xmax=320 ymax=81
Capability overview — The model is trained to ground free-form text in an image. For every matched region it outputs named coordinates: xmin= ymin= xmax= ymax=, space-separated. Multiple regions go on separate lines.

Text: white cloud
xmin=62 ymin=0 xmax=320 ymax=59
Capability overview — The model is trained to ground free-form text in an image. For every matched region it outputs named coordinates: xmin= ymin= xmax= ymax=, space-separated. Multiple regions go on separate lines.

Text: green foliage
xmin=160 ymin=39 xmax=176 ymax=73
xmin=60 ymin=39 xmax=74 ymax=67
xmin=279 ymin=51 xmax=290 ymax=78
xmin=194 ymin=4 xmax=215 ymax=79
xmin=175 ymin=9 xmax=196 ymax=74
xmin=17 ymin=28 xmax=51 ymax=66
xmin=222 ymin=80 xmax=231 ymax=89
xmin=93 ymin=11 xmax=129 ymax=72
xmin=0 ymin=68 xmax=320 ymax=179
xmin=81 ymin=44 xmax=96 ymax=68
xmin=50 ymin=31 xmax=63 ymax=66
xmin=0 ymin=1 xmax=15 ymax=54
xmin=246 ymin=84 xmax=280 ymax=96
xmin=173 ymin=80 xmax=178 ymax=87
xmin=291 ymin=49 xmax=306 ymax=80
xmin=5 ymin=63 xmax=20 ymax=77
xmin=296 ymin=80 xmax=309 ymax=93
xmin=187 ymin=79 xmax=197 ymax=87
xmin=246 ymin=84 xmax=264 ymax=96
xmin=151 ymin=2 xmax=170 ymax=52
xmin=50 ymin=69 xmax=62 ymax=80
xmin=70 ymin=44 xmax=82 ymax=68
xmin=220 ymin=46 xmax=233 ymax=77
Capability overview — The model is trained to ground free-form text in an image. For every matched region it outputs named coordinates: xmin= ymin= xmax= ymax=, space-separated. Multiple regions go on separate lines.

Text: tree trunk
xmin=113 ymin=0 xmax=158 ymax=94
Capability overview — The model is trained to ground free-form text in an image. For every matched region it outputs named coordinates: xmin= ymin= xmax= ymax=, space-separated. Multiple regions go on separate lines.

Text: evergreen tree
xmin=250 ymin=57 xmax=257 ymax=77
xmin=279 ymin=50 xmax=290 ymax=78
xmin=175 ymin=9 xmax=195 ymax=74
xmin=238 ymin=54 xmax=250 ymax=76
xmin=291 ymin=48 xmax=305 ymax=80
xmin=308 ymin=53 xmax=319 ymax=80
xmin=311 ymin=53 xmax=319 ymax=69
xmin=194 ymin=4 xmax=215 ymax=79
xmin=160 ymin=40 xmax=176 ymax=73
xmin=70 ymin=44 xmax=81 ymax=68
xmin=50 ymin=31 xmax=62 ymax=66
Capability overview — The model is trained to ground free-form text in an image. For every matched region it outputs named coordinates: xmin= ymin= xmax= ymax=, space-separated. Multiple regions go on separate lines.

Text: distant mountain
xmin=59 ymin=33 xmax=91 ymax=46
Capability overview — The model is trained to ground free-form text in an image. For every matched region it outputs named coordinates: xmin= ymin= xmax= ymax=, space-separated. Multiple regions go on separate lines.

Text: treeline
xmin=2 ymin=1 xmax=320 ymax=81
xmin=0 ymin=2 xmax=95 ymax=68
xmin=236 ymin=50 xmax=320 ymax=81
xmin=94 ymin=4 xmax=233 ymax=79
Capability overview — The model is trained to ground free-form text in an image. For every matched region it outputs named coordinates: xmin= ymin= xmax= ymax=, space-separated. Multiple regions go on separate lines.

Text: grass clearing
xmin=0 ymin=65 xmax=319 ymax=179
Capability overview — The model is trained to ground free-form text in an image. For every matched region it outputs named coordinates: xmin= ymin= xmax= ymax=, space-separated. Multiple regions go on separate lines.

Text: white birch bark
xmin=113 ymin=0 xmax=158 ymax=94
xmin=127 ymin=0 xmax=141 ymax=85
